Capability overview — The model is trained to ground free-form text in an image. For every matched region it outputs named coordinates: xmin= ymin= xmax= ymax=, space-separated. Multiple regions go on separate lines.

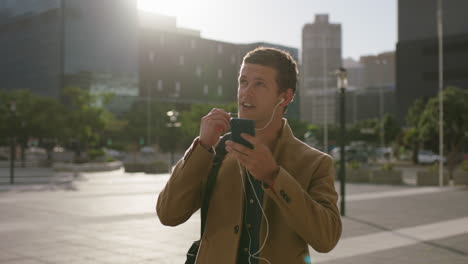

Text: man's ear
xmin=281 ymin=88 xmax=294 ymax=107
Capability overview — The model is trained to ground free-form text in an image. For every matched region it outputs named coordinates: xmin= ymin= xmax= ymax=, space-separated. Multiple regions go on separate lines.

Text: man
xmin=157 ymin=47 xmax=341 ymax=264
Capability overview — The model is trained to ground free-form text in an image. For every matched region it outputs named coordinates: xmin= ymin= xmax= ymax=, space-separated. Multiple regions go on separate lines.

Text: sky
xmin=138 ymin=0 xmax=397 ymax=60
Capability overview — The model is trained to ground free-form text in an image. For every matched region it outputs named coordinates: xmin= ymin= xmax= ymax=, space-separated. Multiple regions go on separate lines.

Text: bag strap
xmin=200 ymin=133 xmax=231 ymax=236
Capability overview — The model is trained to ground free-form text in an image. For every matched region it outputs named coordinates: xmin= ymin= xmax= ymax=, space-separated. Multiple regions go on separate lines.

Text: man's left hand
xmin=225 ymin=133 xmax=279 ymax=185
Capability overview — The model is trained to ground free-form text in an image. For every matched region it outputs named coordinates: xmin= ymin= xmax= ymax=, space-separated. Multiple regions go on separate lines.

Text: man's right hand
xmin=199 ymin=108 xmax=230 ymax=150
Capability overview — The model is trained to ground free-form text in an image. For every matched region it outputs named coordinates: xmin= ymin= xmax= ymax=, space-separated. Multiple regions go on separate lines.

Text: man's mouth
xmin=241 ymin=102 xmax=256 ymax=109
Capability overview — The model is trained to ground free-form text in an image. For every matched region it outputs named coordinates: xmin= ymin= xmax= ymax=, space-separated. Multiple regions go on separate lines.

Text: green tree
xmin=382 ymin=114 xmax=401 ymax=145
xmin=418 ymin=87 xmax=468 ymax=180
xmin=347 ymin=118 xmax=380 ymax=145
xmin=62 ymin=87 xmax=113 ymax=163
xmin=404 ymin=98 xmax=425 ymax=164
xmin=120 ymin=100 xmax=176 ymax=150
xmin=0 ymin=90 xmax=68 ymax=166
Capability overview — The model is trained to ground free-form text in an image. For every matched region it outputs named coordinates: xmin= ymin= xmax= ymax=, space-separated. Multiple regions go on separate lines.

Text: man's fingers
xmin=240 ymin=133 xmax=257 ymax=145
xmin=225 ymin=140 xmax=253 ymax=155
xmin=207 ymin=118 xmax=229 ymax=132
xmin=226 ymin=145 xmax=250 ymax=164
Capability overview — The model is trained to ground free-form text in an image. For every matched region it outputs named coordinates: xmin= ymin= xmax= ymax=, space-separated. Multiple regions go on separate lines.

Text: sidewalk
xmin=0 ymin=169 xmax=466 ymax=263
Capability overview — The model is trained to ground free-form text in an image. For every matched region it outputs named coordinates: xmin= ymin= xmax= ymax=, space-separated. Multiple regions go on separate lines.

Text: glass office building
xmin=0 ymin=0 xmax=139 ymax=112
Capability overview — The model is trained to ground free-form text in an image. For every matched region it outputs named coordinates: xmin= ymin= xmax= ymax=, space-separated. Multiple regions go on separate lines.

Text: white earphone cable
xmin=237 ymin=161 xmax=271 ymax=264
xmin=255 ymin=98 xmax=284 ymax=131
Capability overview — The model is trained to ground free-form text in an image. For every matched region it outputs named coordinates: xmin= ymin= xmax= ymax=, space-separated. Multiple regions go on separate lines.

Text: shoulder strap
xmin=200 ymin=133 xmax=231 ymax=236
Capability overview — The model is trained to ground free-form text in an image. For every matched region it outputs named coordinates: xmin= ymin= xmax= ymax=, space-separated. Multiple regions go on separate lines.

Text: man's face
xmin=237 ymin=63 xmax=282 ymax=127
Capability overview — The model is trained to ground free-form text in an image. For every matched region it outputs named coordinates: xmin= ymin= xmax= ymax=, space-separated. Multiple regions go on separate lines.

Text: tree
xmin=382 ymin=114 xmax=401 ymax=145
xmin=30 ymin=95 xmax=67 ymax=166
xmin=0 ymin=90 xmax=68 ymax=166
xmin=404 ymin=98 xmax=425 ymax=164
xmin=418 ymin=87 xmax=468 ymax=180
xmin=62 ymin=87 xmax=113 ymax=163
xmin=120 ymin=100 xmax=177 ymax=150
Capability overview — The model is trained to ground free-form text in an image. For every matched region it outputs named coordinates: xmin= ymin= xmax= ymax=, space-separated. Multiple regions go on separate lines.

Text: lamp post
xmin=437 ymin=0 xmax=444 ymax=187
xmin=166 ymin=110 xmax=181 ymax=172
xmin=10 ymin=100 xmax=16 ymax=185
xmin=335 ymin=67 xmax=348 ymax=216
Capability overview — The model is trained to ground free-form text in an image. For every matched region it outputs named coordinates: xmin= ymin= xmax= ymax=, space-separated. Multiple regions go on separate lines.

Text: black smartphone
xmin=230 ymin=118 xmax=255 ymax=149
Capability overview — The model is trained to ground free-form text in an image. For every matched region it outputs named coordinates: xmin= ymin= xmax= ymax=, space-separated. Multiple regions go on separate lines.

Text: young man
xmin=157 ymin=47 xmax=342 ymax=264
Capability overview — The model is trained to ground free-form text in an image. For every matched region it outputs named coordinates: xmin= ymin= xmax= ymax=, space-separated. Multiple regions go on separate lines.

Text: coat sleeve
xmin=262 ymin=155 xmax=342 ymax=253
xmin=156 ymin=137 xmax=215 ymax=226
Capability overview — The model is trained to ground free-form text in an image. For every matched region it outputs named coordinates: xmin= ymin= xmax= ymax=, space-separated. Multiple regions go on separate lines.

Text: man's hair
xmin=242 ymin=47 xmax=299 ymax=96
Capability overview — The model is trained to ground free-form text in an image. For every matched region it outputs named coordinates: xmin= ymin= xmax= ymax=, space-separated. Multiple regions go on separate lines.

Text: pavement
xmin=0 ymin=169 xmax=467 ymax=264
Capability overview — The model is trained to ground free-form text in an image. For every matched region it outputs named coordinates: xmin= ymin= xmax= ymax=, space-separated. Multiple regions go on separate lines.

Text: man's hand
xmin=199 ymin=108 xmax=230 ymax=150
xmin=225 ymin=133 xmax=279 ymax=185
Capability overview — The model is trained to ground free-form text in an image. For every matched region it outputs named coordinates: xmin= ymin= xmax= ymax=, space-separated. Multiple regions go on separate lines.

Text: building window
xmin=196 ymin=65 xmax=202 ymax=77
xmin=157 ymin=80 xmax=163 ymax=91
xmin=175 ymin=81 xmax=181 ymax=97
xmin=217 ymin=85 xmax=223 ymax=97
xmin=179 ymin=55 xmax=185 ymax=65
xmin=203 ymin=84 xmax=209 ymax=95
xmin=191 ymin=39 xmax=196 ymax=49
xmin=217 ymin=69 xmax=223 ymax=79
xmin=149 ymin=51 xmax=155 ymax=63
xmin=217 ymin=44 xmax=223 ymax=54
xmin=231 ymin=54 xmax=236 ymax=64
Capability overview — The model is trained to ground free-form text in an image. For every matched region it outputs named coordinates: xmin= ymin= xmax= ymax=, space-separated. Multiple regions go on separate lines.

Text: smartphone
xmin=230 ymin=118 xmax=255 ymax=149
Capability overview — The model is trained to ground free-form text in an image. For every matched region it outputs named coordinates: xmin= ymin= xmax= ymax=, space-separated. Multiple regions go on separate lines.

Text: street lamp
xmin=10 ymin=100 xmax=16 ymax=185
xmin=166 ymin=110 xmax=181 ymax=171
xmin=335 ymin=67 xmax=348 ymax=216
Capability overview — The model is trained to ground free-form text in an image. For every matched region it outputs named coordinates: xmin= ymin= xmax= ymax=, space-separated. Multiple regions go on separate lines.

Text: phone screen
xmin=230 ymin=118 xmax=255 ymax=149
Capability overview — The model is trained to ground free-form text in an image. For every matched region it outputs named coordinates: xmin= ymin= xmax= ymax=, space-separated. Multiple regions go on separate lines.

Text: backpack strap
xmin=200 ymin=133 xmax=231 ymax=236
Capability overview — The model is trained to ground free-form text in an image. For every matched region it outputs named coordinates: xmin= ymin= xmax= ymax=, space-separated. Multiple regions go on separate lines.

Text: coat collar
xmin=272 ymin=118 xmax=295 ymax=161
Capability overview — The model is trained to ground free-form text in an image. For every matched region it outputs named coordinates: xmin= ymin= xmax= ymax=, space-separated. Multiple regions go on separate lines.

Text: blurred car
xmin=418 ymin=150 xmax=446 ymax=164
xmin=331 ymin=146 xmax=369 ymax=163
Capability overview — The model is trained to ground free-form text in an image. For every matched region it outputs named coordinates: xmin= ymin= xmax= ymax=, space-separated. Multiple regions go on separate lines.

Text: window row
xmin=148 ymin=52 xmax=237 ymax=66
xmin=146 ymin=81 xmax=224 ymax=97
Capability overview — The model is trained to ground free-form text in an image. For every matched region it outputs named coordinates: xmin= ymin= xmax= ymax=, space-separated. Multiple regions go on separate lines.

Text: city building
xmin=397 ymin=0 xmax=468 ymax=124
xmin=301 ymin=14 xmax=342 ymax=125
xmin=0 ymin=1 xmax=301 ymax=119
xmin=0 ymin=0 xmax=139 ymax=113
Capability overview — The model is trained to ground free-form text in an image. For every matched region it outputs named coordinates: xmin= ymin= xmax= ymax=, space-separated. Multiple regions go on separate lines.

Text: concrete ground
xmin=0 ymin=169 xmax=467 ymax=264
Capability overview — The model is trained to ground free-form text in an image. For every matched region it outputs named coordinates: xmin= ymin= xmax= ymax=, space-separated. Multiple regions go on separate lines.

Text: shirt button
xmin=249 ymin=199 xmax=254 ymax=204
xmin=234 ymin=225 xmax=240 ymax=234
xmin=247 ymin=224 xmax=251 ymax=228
xmin=244 ymin=247 xmax=248 ymax=252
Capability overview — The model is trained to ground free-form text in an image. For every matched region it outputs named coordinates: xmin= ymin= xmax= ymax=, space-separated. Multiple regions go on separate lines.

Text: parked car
xmin=418 ymin=150 xmax=446 ymax=164
xmin=331 ymin=146 xmax=369 ymax=163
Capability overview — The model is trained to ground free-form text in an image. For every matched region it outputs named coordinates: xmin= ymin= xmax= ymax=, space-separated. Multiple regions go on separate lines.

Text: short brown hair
xmin=242 ymin=47 xmax=299 ymax=95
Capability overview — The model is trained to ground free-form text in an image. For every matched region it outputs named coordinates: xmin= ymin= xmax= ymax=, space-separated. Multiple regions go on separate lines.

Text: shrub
xmin=381 ymin=162 xmax=394 ymax=171
xmin=145 ymin=160 xmax=169 ymax=174
xmin=88 ymin=148 xmax=105 ymax=161
xmin=348 ymin=160 xmax=361 ymax=169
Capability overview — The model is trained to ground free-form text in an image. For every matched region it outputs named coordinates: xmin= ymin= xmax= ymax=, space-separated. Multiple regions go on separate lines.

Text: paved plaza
xmin=0 ymin=169 xmax=467 ymax=263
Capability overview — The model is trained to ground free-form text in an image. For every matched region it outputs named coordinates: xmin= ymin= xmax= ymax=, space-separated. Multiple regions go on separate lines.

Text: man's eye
xmin=256 ymin=82 xmax=265 ymax=87
xmin=240 ymin=80 xmax=247 ymax=85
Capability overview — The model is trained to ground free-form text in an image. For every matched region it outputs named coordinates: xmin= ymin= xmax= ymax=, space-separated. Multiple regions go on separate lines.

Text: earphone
xmin=235 ymin=97 xmax=286 ymax=264
xmin=256 ymin=97 xmax=286 ymax=131
xmin=237 ymin=161 xmax=272 ymax=264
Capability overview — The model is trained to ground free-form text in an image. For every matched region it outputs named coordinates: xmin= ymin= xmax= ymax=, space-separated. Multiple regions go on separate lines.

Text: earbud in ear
xmin=279 ymin=98 xmax=286 ymax=106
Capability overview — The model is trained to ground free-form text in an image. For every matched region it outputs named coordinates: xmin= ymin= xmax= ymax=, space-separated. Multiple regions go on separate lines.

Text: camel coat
xmin=157 ymin=119 xmax=342 ymax=263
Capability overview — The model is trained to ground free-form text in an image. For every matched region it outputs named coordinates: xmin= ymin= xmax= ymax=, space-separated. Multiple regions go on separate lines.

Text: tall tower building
xmin=397 ymin=0 xmax=468 ymax=124
xmin=301 ymin=14 xmax=342 ymax=125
